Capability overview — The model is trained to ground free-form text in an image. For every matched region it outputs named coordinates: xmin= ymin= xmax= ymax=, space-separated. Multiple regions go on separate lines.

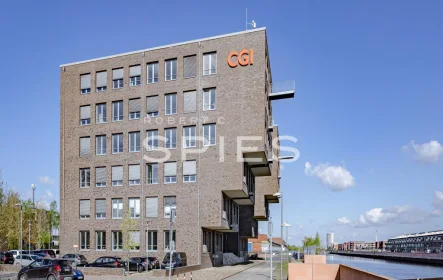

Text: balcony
xmin=268 ymin=80 xmax=295 ymax=100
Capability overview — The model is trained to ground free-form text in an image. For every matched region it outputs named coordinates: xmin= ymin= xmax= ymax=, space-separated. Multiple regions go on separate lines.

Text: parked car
xmin=85 ymin=256 xmax=124 ymax=268
xmin=161 ymin=252 xmax=187 ymax=269
xmin=17 ymin=258 xmax=73 ymax=280
xmin=32 ymin=251 xmax=48 ymax=258
xmin=73 ymin=268 xmax=84 ymax=280
xmin=0 ymin=251 xmax=14 ymax=264
xmin=9 ymin=250 xmax=22 ymax=260
xmin=148 ymin=257 xmax=160 ymax=269
xmin=33 ymin=249 xmax=56 ymax=258
xmin=14 ymin=254 xmax=42 ymax=267
xmin=126 ymin=257 xmax=152 ymax=272
xmin=62 ymin=254 xmax=88 ymax=267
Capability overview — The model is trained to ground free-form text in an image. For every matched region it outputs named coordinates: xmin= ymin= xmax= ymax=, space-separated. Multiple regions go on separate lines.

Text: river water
xmin=327 ymin=254 xmax=443 ymax=279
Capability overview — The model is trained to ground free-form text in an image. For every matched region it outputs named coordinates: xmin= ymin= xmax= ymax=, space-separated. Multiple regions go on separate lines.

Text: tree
xmin=121 ymin=211 xmax=140 ymax=271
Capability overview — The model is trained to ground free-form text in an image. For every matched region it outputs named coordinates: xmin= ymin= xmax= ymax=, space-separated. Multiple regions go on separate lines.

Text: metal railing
xmin=271 ymin=80 xmax=295 ymax=93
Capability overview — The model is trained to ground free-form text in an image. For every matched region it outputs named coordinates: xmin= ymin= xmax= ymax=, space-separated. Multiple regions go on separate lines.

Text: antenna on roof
xmin=246 ymin=8 xmax=257 ymax=30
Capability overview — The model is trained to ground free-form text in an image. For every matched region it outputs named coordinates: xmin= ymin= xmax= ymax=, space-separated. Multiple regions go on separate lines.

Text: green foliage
xmin=0 ymin=169 xmax=60 ymax=250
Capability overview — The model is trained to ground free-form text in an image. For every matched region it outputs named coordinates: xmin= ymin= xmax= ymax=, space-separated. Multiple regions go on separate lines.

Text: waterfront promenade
xmin=331 ymin=251 xmax=443 ymax=265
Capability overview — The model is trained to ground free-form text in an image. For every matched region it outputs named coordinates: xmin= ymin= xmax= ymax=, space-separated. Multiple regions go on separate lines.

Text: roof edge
xmin=60 ymin=27 xmax=266 ymax=68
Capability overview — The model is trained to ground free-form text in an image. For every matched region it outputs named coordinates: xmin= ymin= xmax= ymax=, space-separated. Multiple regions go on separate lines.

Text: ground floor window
xmin=112 ymin=231 xmax=123 ymax=251
xmin=164 ymin=230 xmax=176 ymax=251
xmin=147 ymin=230 xmax=157 ymax=252
xmin=80 ymin=231 xmax=90 ymax=250
xmin=215 ymin=232 xmax=223 ymax=253
xmin=203 ymin=230 xmax=213 ymax=253
xmin=96 ymin=231 xmax=106 ymax=250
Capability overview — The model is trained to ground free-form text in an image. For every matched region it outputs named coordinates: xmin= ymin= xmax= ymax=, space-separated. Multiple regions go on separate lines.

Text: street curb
xmin=220 ymin=261 xmax=265 ymax=279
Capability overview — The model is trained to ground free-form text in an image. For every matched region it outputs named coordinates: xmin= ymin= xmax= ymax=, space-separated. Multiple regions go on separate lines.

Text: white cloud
xmin=305 ymin=162 xmax=355 ymax=191
xmin=402 ymin=140 xmax=443 ymax=164
xmin=356 ymin=205 xmax=429 ymax=227
xmin=432 ymin=190 xmax=443 ymax=209
xmin=337 ymin=217 xmax=351 ymax=225
xmin=295 ymin=223 xmax=304 ymax=229
xmin=39 ymin=176 xmax=54 ymax=185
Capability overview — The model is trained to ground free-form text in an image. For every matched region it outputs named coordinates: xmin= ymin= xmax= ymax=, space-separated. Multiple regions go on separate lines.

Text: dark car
xmin=73 ymin=268 xmax=84 ymax=280
xmin=161 ymin=252 xmax=187 ymax=269
xmin=85 ymin=256 xmax=124 ymax=268
xmin=148 ymin=257 xmax=160 ymax=269
xmin=127 ymin=257 xmax=151 ymax=273
xmin=17 ymin=258 xmax=73 ymax=280
xmin=0 ymin=251 xmax=14 ymax=264
xmin=33 ymin=249 xmax=56 ymax=258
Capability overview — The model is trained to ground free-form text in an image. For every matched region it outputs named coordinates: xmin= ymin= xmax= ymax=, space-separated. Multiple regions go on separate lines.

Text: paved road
xmin=224 ymin=261 xmax=277 ymax=280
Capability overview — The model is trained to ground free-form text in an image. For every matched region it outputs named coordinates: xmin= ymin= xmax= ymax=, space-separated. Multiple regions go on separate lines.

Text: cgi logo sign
xmin=227 ymin=49 xmax=254 ymax=68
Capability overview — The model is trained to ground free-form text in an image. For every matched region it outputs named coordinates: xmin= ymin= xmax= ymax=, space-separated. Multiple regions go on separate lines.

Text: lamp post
xmin=28 ymin=220 xmax=31 ymax=251
xmin=284 ymin=222 xmax=292 ymax=262
xmin=268 ymin=218 xmax=273 ymax=280
xmin=31 ymin=184 xmax=36 ymax=207
xmin=168 ymin=208 xmax=176 ymax=280
xmin=273 ymin=191 xmax=283 ymax=280
xmin=15 ymin=203 xmax=23 ymax=267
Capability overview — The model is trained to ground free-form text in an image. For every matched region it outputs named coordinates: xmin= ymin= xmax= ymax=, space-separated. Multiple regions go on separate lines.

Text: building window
xmin=95 ymin=167 xmax=106 ymax=187
xmin=147 ymin=231 xmax=158 ymax=252
xmin=146 ymin=130 xmax=158 ymax=150
xmin=146 ymin=197 xmax=158 ymax=218
xmin=80 ymin=137 xmax=90 ymax=157
xmin=183 ymin=91 xmax=196 ymax=113
xmin=165 ymin=59 xmax=177 ymax=81
xmin=112 ymin=133 xmax=123 ymax=154
xmin=112 ymin=231 xmax=123 ymax=251
xmin=80 ymin=231 xmax=90 ymax=250
xmin=146 ymin=163 xmax=158 ymax=184
xmin=95 ymin=199 xmax=106 ymax=219
xmin=96 ymin=135 xmax=107 ymax=155
xmin=112 ymin=198 xmax=123 ymax=219
xmin=164 ymin=196 xmax=176 ymax=218
xmin=164 ymin=162 xmax=177 ymax=183
xmin=203 ymin=124 xmax=216 ymax=146
xmin=96 ymin=103 xmax=107 ymax=123
xmin=183 ymin=55 xmax=197 ymax=78
xmin=96 ymin=71 xmax=107 ymax=92
xmin=129 ymin=65 xmax=141 ymax=86
xmin=129 ymin=131 xmax=140 ymax=152
xmin=96 ymin=231 xmax=106 ymax=250
xmin=129 ymin=164 xmax=141 ymax=185
xmin=129 ymin=98 xmax=141 ymax=120
xmin=80 ymin=168 xmax=90 ymax=188
xmin=183 ymin=126 xmax=196 ymax=148
xmin=80 ymin=74 xmax=91 ymax=94
xmin=79 ymin=200 xmax=90 ymax=219
xmin=80 ymin=105 xmax=91 ymax=125
xmin=183 ymin=160 xmax=196 ymax=182
xmin=112 ymin=101 xmax=123 ymax=122
xmin=113 ymin=68 xmax=124 ymax=89
xmin=130 ymin=231 xmax=141 ymax=251
xmin=203 ymin=88 xmax=216 ymax=111
xmin=147 ymin=62 xmax=159 ymax=84
xmin=203 ymin=52 xmax=217 ymax=75
xmin=146 ymin=96 xmax=159 ymax=117
xmin=165 ymin=93 xmax=177 ymax=115
xmin=129 ymin=198 xmax=140 ymax=218
xmin=165 ymin=128 xmax=177 ymax=149
xmin=164 ymin=230 xmax=176 ymax=251
xmin=111 ymin=166 xmax=123 ymax=186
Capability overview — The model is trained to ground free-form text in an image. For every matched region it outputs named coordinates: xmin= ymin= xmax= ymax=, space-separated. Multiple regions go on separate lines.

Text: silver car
xmin=14 ymin=254 xmax=41 ymax=267
xmin=61 ymin=254 xmax=88 ymax=267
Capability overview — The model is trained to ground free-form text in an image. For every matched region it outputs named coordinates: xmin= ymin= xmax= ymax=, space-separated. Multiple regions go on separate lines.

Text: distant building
xmin=387 ymin=230 xmax=443 ymax=253
xmin=247 ymin=234 xmax=288 ymax=253
xmin=326 ymin=233 xmax=334 ymax=249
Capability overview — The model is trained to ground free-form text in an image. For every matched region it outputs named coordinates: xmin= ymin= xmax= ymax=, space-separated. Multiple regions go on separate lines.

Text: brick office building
xmin=59 ymin=27 xmax=294 ymax=266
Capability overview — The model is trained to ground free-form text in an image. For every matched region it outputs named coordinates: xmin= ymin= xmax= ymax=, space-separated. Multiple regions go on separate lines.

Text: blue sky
xmin=0 ymin=0 xmax=442 ymax=246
